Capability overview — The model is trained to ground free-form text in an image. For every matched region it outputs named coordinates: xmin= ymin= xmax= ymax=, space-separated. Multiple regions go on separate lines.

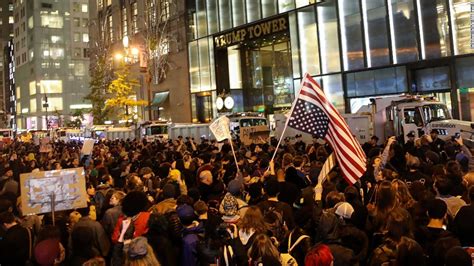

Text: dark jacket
xmin=0 ymin=224 xmax=30 ymax=266
xmin=181 ymin=222 xmax=205 ymax=266
xmin=73 ymin=217 xmax=110 ymax=257
xmin=452 ymin=205 xmax=474 ymax=246
xmin=101 ymin=205 xmax=122 ymax=236
xmin=279 ymin=227 xmax=311 ymax=266
xmin=257 ymin=199 xmax=295 ymax=230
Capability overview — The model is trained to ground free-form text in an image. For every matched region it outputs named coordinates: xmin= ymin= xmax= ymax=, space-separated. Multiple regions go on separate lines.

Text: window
xmin=122 ymin=7 xmax=128 ymax=37
xmin=108 ymin=14 xmax=113 ymax=41
xmin=298 ymin=7 xmax=320 ymax=76
xmin=246 ymin=0 xmax=261 ymax=23
xmin=73 ymin=17 xmax=80 ymax=27
xmin=418 ymin=0 xmax=451 ymax=59
xmin=73 ymin=48 xmax=81 ymax=57
xmin=16 ymin=86 xmax=20 ymax=99
xmin=74 ymin=63 xmax=85 ymax=76
xmin=160 ymin=0 xmax=170 ymax=21
xmin=219 ymin=0 xmax=232 ymax=31
xmin=279 ymin=0 xmax=295 ymax=13
xmin=41 ymin=14 xmax=64 ymax=28
xmin=362 ymin=0 xmax=390 ymax=67
xmin=29 ymin=81 xmax=36 ymax=95
xmin=262 ymin=0 xmax=277 ymax=17
xmin=72 ymin=2 xmax=80 ymax=12
xmin=232 ymin=0 xmax=245 ymax=27
xmin=82 ymin=33 xmax=89 ymax=43
xmin=30 ymin=98 xmax=36 ymax=112
xmin=131 ymin=2 xmax=138 ymax=34
xmin=51 ymin=35 xmax=60 ymax=43
xmin=206 ymin=0 xmax=218 ymax=34
xmin=388 ymin=0 xmax=419 ymax=63
xmin=40 ymin=80 xmax=62 ymax=93
xmin=50 ymin=48 xmax=64 ymax=59
xmin=9 ymin=16 xmax=13 ymax=24
xmin=21 ymin=53 xmax=26 ymax=63
xmin=28 ymin=16 xmax=33 ymax=28
xmin=450 ymin=0 xmax=474 ymax=55
xmin=346 ymin=66 xmax=407 ymax=97
xmin=97 ymin=0 xmax=103 ymax=9
xmin=73 ymin=32 xmax=80 ymax=42
xmin=46 ymin=97 xmax=63 ymax=111
xmin=339 ymin=0 xmax=364 ymax=70
xmin=82 ymin=18 xmax=88 ymax=27
xmin=318 ymin=0 xmax=341 ymax=73
xmin=81 ymin=4 xmax=88 ymax=13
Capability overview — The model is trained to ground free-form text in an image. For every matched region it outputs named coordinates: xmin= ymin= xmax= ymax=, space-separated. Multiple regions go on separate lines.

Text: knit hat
xmin=34 ymin=239 xmax=60 ymax=266
xmin=128 ymin=237 xmax=149 ymax=259
xmin=221 ymin=193 xmax=239 ymax=219
xmin=334 ymin=202 xmax=354 ymax=220
xmin=176 ymin=204 xmax=195 ymax=221
xmin=227 ymin=179 xmax=243 ymax=196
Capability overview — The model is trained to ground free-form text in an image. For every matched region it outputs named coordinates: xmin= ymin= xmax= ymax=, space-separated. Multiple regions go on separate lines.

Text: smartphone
xmin=455 ymin=132 xmax=461 ymax=139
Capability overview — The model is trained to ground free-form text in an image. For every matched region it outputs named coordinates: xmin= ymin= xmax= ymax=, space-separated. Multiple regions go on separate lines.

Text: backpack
xmin=263 ymin=206 xmax=288 ymax=245
xmin=280 ymin=230 xmax=310 ymax=266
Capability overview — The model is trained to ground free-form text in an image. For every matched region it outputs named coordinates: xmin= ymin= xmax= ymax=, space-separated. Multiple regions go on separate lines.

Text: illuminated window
xmin=28 ymin=16 xmax=33 ymax=28
xmin=30 ymin=99 xmax=37 ymax=112
xmin=47 ymin=97 xmax=63 ymax=111
xmin=50 ymin=48 xmax=64 ymax=59
xmin=82 ymin=33 xmax=89 ymax=43
xmin=97 ymin=0 xmax=103 ymax=9
xmin=82 ymin=4 xmax=88 ymax=13
xmin=40 ymin=80 xmax=63 ymax=93
xmin=160 ymin=0 xmax=170 ymax=22
xmin=9 ymin=16 xmax=13 ymax=24
xmin=131 ymin=2 xmax=138 ymax=34
xmin=122 ymin=7 xmax=128 ymax=37
xmin=51 ymin=35 xmax=60 ymax=43
xmin=108 ymin=15 xmax=113 ymax=42
xmin=17 ymin=102 xmax=21 ymax=114
xmin=74 ymin=63 xmax=85 ymax=76
xmin=73 ymin=17 xmax=80 ymax=27
xmin=29 ymin=81 xmax=36 ymax=95
xmin=16 ymin=86 xmax=20 ymax=99
xmin=40 ymin=14 xmax=64 ymax=28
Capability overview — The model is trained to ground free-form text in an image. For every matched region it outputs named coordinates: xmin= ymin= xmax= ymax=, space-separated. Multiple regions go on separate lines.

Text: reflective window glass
xmin=297 ymin=7 xmax=319 ymax=75
xmin=196 ymin=0 xmax=207 ymax=38
xmin=232 ymin=0 xmax=246 ymax=27
xmin=362 ymin=0 xmax=390 ymax=67
xmin=388 ymin=0 xmax=419 ymax=63
xmin=450 ymin=0 xmax=474 ymax=55
xmin=189 ymin=41 xmax=200 ymax=92
xmin=322 ymin=74 xmax=344 ymax=112
xmin=339 ymin=0 xmax=364 ymax=70
xmin=207 ymin=0 xmax=218 ymax=34
xmin=289 ymin=12 xmax=301 ymax=78
xmin=262 ymin=0 xmax=277 ymax=18
xmin=418 ymin=0 xmax=451 ymax=59
xmin=198 ymin=38 xmax=211 ymax=91
xmin=346 ymin=66 xmax=407 ymax=97
xmin=246 ymin=0 xmax=261 ymax=23
xmin=278 ymin=0 xmax=294 ymax=13
xmin=317 ymin=1 xmax=340 ymax=73
xmin=219 ymin=0 xmax=232 ymax=31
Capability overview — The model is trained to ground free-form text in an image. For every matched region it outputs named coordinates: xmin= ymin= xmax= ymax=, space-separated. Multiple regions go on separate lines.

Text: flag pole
xmin=269 ymin=74 xmax=308 ymax=163
xmin=228 ymin=137 xmax=241 ymax=174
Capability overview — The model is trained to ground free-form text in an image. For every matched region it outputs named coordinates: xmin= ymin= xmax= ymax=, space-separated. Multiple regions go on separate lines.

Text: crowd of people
xmin=0 ymin=129 xmax=473 ymax=266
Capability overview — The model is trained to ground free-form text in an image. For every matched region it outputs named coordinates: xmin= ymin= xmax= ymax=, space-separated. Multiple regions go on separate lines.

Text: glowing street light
xmin=114 ymin=53 xmax=124 ymax=60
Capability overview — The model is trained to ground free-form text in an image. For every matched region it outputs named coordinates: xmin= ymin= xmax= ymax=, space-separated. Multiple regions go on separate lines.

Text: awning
xmin=146 ymin=91 xmax=169 ymax=111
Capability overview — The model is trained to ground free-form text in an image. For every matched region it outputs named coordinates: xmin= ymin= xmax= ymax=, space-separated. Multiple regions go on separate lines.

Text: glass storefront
xmin=188 ymin=0 xmax=474 ymax=122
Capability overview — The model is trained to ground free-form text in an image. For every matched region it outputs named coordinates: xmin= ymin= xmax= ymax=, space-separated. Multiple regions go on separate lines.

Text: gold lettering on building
xmin=214 ymin=16 xmax=288 ymax=48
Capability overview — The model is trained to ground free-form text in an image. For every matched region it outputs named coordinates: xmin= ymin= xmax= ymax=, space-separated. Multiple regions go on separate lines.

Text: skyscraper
xmin=13 ymin=0 xmax=90 ymax=129
xmin=0 ymin=0 xmax=13 ymax=127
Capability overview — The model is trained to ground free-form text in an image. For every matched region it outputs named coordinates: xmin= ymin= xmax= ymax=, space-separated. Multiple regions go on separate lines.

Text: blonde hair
xmin=125 ymin=244 xmax=160 ymax=266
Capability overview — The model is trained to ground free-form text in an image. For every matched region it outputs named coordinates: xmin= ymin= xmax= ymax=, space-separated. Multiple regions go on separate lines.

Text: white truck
xmin=168 ymin=123 xmax=214 ymax=141
xmin=140 ymin=121 xmax=169 ymax=142
xmin=344 ymin=95 xmax=474 ymax=147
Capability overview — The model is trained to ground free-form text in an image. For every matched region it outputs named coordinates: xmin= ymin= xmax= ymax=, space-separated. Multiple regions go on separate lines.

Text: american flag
xmin=288 ymin=74 xmax=366 ymax=184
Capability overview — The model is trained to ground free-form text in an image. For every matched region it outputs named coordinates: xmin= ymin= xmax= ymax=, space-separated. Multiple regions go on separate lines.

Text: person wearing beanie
xmin=177 ymin=204 xmax=204 ymax=266
xmin=149 ymin=183 xmax=177 ymax=215
xmin=219 ymin=179 xmax=248 ymax=219
xmin=124 ymin=237 xmax=160 ymax=266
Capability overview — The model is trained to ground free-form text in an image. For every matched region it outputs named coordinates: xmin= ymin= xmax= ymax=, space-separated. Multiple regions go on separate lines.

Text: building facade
xmin=0 ymin=0 xmax=14 ymax=127
xmin=89 ymin=0 xmax=191 ymax=123
xmin=13 ymin=0 xmax=91 ymax=130
xmin=187 ymin=0 xmax=474 ymax=123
